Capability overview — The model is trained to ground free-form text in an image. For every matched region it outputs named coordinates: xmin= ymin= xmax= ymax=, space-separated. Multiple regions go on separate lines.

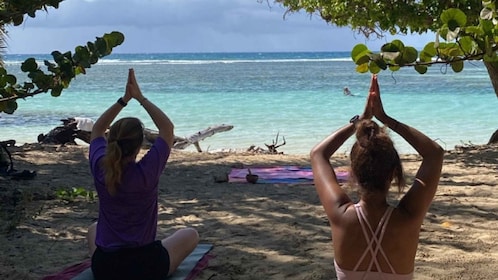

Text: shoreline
xmin=1 ymin=142 xmax=497 ymax=279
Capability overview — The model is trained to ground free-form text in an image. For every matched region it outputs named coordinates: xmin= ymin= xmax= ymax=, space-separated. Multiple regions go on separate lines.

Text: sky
xmin=5 ymin=0 xmax=436 ymax=54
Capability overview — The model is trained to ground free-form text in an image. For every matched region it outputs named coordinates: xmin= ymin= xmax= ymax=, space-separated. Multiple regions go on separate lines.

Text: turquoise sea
xmin=1 ymin=52 xmax=497 ymax=155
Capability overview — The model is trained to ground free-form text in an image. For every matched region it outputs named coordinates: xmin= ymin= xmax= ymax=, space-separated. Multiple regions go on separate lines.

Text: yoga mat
xmin=169 ymin=244 xmax=213 ymax=280
xmin=43 ymin=243 xmax=213 ymax=280
xmin=229 ymin=166 xmax=348 ymax=184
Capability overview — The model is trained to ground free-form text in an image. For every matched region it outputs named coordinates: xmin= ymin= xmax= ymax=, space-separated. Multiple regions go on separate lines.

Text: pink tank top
xmin=333 ymin=204 xmax=414 ymax=280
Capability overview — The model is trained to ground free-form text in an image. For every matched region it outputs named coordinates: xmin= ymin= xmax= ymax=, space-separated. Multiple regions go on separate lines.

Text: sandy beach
xmin=0 ymin=142 xmax=497 ymax=280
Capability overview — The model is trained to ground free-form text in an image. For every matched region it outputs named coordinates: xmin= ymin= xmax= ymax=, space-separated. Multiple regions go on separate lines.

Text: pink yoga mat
xmin=229 ymin=166 xmax=348 ymax=184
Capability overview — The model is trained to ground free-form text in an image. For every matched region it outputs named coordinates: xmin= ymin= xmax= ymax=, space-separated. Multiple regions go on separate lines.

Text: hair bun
xmin=356 ymin=120 xmax=379 ymax=147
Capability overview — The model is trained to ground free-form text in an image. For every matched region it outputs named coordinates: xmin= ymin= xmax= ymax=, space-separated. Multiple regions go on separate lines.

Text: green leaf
xmin=5 ymin=101 xmax=18 ymax=114
xmin=73 ymin=46 xmax=90 ymax=62
xmin=23 ymin=82 xmax=35 ymax=91
xmin=403 ymin=47 xmax=418 ymax=63
xmin=87 ymin=42 xmax=96 ymax=52
xmin=415 ymin=64 xmax=428 ymax=74
xmin=75 ymin=66 xmax=86 ymax=75
xmin=419 ymin=53 xmax=433 ymax=63
xmin=369 ymin=61 xmax=381 ymax=74
xmin=354 ymin=51 xmax=371 ymax=65
xmin=351 ymin=44 xmax=368 ymax=62
xmin=372 ymin=56 xmax=387 ymax=70
xmin=422 ymin=42 xmax=437 ymax=57
xmin=95 ymin=38 xmax=109 ymax=55
xmin=390 ymin=40 xmax=405 ymax=50
xmin=5 ymin=75 xmax=17 ymax=85
xmin=439 ymin=25 xmax=449 ymax=40
xmin=45 ymin=60 xmax=60 ymax=74
xmin=356 ymin=63 xmax=370 ymax=73
xmin=441 ymin=8 xmax=467 ymax=31
xmin=458 ymin=36 xmax=478 ymax=54
xmin=51 ymin=85 xmax=63 ymax=97
xmin=51 ymin=51 xmax=63 ymax=63
xmin=103 ymin=31 xmax=125 ymax=48
xmin=381 ymin=42 xmax=400 ymax=53
xmin=451 ymin=60 xmax=464 ymax=72
xmin=480 ymin=19 xmax=494 ymax=36
xmin=448 ymin=47 xmax=463 ymax=57
xmin=21 ymin=58 xmax=38 ymax=72
xmin=13 ymin=15 xmax=24 ymax=26
xmin=464 ymin=26 xmax=484 ymax=36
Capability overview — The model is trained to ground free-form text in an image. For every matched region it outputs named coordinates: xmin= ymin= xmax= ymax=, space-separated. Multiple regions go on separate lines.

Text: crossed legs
xmin=86 ymin=222 xmax=199 ymax=276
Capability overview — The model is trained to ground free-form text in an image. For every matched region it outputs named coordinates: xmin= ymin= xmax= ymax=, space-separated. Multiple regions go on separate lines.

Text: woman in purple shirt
xmin=86 ymin=69 xmax=199 ymax=279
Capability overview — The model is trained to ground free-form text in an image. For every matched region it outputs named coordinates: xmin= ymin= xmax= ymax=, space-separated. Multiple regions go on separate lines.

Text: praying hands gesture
xmin=126 ymin=68 xmax=147 ymax=104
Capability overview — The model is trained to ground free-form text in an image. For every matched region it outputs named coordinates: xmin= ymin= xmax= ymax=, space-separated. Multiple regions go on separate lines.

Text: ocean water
xmin=1 ymin=52 xmax=497 ymax=155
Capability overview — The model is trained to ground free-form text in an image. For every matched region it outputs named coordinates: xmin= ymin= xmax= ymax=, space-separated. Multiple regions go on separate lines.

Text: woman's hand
xmin=121 ymin=69 xmax=134 ymax=103
xmin=127 ymin=68 xmax=146 ymax=102
xmin=369 ymin=75 xmax=388 ymax=122
xmin=358 ymin=74 xmax=379 ymax=121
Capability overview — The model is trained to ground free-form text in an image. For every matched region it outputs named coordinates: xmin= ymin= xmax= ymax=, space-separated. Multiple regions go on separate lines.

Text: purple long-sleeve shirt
xmin=89 ymin=136 xmax=170 ymax=250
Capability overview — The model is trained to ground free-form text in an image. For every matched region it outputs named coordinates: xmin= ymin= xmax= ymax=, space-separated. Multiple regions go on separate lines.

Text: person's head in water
xmin=102 ymin=117 xmax=144 ymax=195
xmin=349 ymin=119 xmax=405 ymax=196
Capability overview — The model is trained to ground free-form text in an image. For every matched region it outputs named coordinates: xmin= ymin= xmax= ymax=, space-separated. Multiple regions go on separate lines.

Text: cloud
xmin=5 ymin=0 xmax=435 ymax=54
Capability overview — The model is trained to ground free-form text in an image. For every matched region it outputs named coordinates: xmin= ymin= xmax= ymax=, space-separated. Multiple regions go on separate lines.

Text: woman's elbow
xmin=310 ymin=145 xmax=324 ymax=162
xmin=433 ymin=144 xmax=445 ymax=162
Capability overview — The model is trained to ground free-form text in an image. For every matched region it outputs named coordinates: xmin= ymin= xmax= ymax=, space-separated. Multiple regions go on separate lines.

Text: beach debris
xmin=265 ymin=132 xmax=286 ymax=154
xmin=246 ymin=132 xmax=286 ymax=154
xmin=172 ymin=124 xmax=234 ymax=152
xmin=39 ymin=121 xmax=234 ymax=152
xmin=36 ymin=117 xmax=95 ymax=145
xmin=245 ymin=168 xmax=259 ymax=184
xmin=37 ymin=119 xmax=79 ymax=145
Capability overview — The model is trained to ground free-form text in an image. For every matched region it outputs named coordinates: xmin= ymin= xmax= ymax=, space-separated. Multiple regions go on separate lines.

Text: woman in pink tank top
xmin=310 ymin=75 xmax=444 ymax=279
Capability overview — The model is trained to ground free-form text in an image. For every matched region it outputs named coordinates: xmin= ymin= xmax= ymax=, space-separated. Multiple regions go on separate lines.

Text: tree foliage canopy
xmin=271 ymin=1 xmax=498 ymax=97
xmin=0 ymin=0 xmax=64 ymax=26
xmin=272 ymin=1 xmax=483 ymax=36
xmin=0 ymin=0 xmax=124 ymax=114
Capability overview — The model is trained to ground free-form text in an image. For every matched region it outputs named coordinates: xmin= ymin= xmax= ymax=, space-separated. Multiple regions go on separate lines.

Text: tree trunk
xmin=483 ymin=61 xmax=498 ymax=98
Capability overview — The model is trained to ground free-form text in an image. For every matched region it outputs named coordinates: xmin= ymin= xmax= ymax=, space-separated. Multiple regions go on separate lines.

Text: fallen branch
xmin=39 ymin=121 xmax=234 ymax=153
xmin=173 ymin=124 xmax=234 ymax=152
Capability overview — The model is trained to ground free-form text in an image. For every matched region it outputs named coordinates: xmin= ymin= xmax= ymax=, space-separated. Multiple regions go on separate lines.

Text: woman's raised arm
xmin=370 ymin=75 xmax=444 ymax=221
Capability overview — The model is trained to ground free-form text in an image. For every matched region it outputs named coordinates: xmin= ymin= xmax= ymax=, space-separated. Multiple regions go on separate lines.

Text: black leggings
xmin=91 ymin=240 xmax=170 ymax=280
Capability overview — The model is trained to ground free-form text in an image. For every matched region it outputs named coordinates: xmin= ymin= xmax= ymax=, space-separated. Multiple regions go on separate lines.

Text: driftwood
xmin=144 ymin=125 xmax=235 ymax=152
xmin=37 ymin=119 xmax=79 ymax=145
xmin=247 ymin=132 xmax=286 ymax=154
xmin=38 ymin=120 xmax=234 ymax=152
xmin=172 ymin=124 xmax=234 ymax=152
xmin=41 ymin=122 xmax=232 ymax=152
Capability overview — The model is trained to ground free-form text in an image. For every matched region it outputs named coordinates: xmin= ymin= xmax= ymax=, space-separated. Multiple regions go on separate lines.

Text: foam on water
xmin=1 ymin=52 xmax=496 ymax=155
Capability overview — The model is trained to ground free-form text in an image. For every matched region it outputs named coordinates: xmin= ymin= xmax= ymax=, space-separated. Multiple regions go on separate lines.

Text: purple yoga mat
xmin=229 ymin=166 xmax=349 ymax=184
